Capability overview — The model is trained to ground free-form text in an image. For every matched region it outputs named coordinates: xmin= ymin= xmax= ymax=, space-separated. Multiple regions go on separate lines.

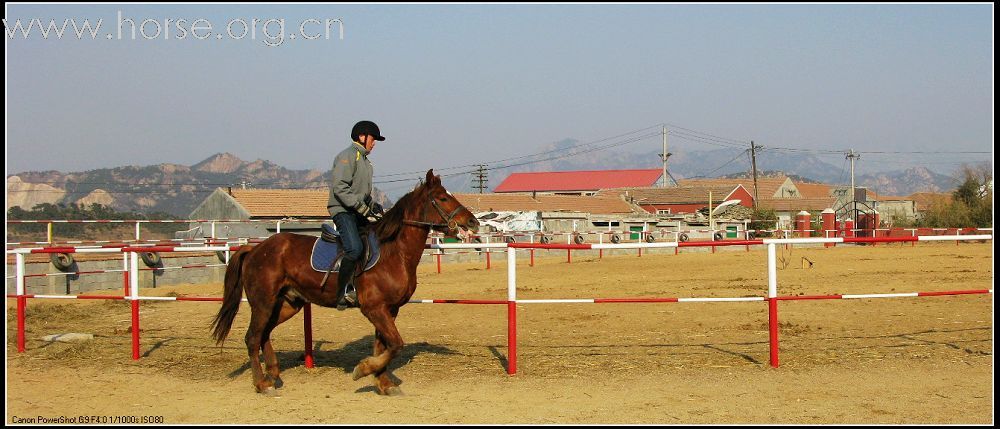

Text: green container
xmin=726 ymin=225 xmax=738 ymax=238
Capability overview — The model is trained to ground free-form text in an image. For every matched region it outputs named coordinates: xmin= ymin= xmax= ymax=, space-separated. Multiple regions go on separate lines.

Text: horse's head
xmin=417 ymin=169 xmax=479 ymax=238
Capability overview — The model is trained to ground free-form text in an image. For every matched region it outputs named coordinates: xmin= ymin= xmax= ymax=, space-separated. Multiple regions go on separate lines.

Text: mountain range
xmin=7 ymin=141 xmax=968 ymax=217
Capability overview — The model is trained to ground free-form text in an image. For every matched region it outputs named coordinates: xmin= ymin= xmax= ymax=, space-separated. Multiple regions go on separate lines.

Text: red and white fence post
xmin=767 ymin=243 xmax=779 ymax=368
xmin=16 ymin=252 xmax=27 ymax=352
xmin=129 ymin=251 xmax=141 ymax=360
xmin=507 ymin=246 xmax=518 ymax=375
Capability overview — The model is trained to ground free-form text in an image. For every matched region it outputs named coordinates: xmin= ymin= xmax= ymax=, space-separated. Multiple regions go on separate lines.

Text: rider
xmin=328 ymin=120 xmax=386 ymax=310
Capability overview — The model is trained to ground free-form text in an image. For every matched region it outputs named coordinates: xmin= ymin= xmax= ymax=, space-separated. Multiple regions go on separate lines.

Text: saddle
xmin=310 ymin=223 xmax=381 ymax=274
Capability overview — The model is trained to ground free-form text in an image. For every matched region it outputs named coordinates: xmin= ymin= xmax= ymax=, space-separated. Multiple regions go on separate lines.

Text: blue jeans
xmin=332 ymin=212 xmax=364 ymax=262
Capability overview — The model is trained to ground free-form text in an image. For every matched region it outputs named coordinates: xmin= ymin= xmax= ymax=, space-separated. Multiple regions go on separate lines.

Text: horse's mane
xmin=372 ymin=181 xmax=429 ymax=242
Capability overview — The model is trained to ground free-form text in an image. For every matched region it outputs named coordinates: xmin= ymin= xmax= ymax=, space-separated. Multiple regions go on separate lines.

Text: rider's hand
xmin=371 ymin=202 xmax=385 ymax=217
xmin=357 ymin=195 xmax=375 ymax=217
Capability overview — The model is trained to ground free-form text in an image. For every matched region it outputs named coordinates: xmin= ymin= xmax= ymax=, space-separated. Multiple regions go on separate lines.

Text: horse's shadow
xmin=226 ymin=335 xmax=459 ymax=392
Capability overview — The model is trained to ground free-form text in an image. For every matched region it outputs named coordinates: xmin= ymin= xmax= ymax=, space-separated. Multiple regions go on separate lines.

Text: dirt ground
xmin=5 ymin=242 xmax=994 ymax=424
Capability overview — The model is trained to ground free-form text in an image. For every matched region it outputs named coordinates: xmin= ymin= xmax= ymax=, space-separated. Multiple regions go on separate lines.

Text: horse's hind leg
xmin=245 ymin=307 xmax=273 ymax=393
xmin=261 ymin=299 xmax=304 ymax=389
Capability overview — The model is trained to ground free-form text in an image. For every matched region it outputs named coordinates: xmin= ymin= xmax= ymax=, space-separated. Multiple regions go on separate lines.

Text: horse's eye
xmin=439 ymin=196 xmax=448 ymax=202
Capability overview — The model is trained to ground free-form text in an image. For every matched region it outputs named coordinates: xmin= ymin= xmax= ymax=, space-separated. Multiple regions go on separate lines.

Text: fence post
xmin=135 ymin=221 xmax=142 ymax=242
xmin=123 ymin=253 xmax=130 ymax=295
xmin=130 ymin=251 xmax=141 ymax=360
xmin=506 ymin=246 xmax=517 ymax=375
xmin=303 ymin=303 xmax=314 ymax=368
xmin=16 ymin=252 xmax=26 ymax=353
xmin=47 ymin=222 xmax=54 ymax=245
xmin=767 ymin=243 xmax=779 ymax=368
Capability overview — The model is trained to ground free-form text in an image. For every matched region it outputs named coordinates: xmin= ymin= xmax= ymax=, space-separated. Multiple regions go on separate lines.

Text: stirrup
xmin=336 ymin=285 xmax=358 ymax=310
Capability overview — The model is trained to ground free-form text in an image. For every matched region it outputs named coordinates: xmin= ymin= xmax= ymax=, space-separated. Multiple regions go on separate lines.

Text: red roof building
xmin=493 ymin=169 xmax=663 ymax=194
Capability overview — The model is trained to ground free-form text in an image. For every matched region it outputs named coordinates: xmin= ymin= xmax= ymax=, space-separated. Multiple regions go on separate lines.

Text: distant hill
xmin=7 ymin=144 xmax=965 ymax=217
xmin=6 ymin=153 xmax=390 ymax=217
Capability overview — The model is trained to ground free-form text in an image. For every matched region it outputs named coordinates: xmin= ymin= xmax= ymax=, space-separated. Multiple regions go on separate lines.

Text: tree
xmin=918 ymin=163 xmax=992 ymax=228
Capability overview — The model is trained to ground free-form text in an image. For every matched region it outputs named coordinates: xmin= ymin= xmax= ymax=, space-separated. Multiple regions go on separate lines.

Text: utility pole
xmin=472 ymin=164 xmax=488 ymax=194
xmin=846 ymin=149 xmax=861 ymax=220
xmin=749 ymin=140 xmax=761 ymax=209
xmin=659 ymin=126 xmax=672 ymax=187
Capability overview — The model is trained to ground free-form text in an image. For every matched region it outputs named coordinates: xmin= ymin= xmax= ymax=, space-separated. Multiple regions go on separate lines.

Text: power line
xmin=669 ymin=130 xmax=748 ymax=149
xmin=686 ymin=149 xmax=750 ymax=179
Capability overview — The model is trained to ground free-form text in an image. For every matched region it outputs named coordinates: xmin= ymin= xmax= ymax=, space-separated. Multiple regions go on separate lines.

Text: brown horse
xmin=211 ymin=170 xmax=479 ymax=395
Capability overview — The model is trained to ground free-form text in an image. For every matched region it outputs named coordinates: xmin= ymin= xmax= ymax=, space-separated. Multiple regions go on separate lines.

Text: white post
xmin=130 ymin=251 xmax=140 ymax=300
xmin=16 ymin=253 xmax=25 ymax=296
xmin=276 ymin=220 xmax=282 ymax=234
xmin=210 ymin=222 xmax=217 ymax=239
xmin=135 ymin=221 xmax=141 ymax=242
xmin=507 ymin=247 xmax=516 ymax=302
xmin=767 ymin=243 xmax=777 ymax=298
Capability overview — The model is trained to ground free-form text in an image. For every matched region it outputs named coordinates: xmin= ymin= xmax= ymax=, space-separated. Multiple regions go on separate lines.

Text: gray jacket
xmin=327 ymin=142 xmax=374 ymax=217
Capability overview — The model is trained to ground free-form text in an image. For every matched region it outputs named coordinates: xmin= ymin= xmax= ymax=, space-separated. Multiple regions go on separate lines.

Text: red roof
xmin=494 ymin=169 xmax=663 ymax=193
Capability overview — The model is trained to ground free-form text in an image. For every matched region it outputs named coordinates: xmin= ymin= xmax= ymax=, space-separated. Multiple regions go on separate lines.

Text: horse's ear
xmin=426 ymin=169 xmax=440 ymax=186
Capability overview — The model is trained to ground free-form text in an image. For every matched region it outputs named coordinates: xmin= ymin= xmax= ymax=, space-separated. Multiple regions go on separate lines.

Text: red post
xmin=567 ymin=249 xmax=572 ymax=264
xmin=530 ymin=249 xmax=534 ymax=267
xmin=638 ymin=247 xmax=642 ymax=257
xmin=599 ymin=249 xmax=603 ymax=259
xmin=17 ymin=296 xmax=26 ymax=352
xmin=486 ymin=251 xmax=491 ymax=270
xmin=507 ymin=301 xmax=517 ymax=375
xmin=795 ymin=211 xmax=811 ymax=238
xmin=303 ymin=303 xmax=314 ymax=368
xmin=436 ymin=253 xmax=441 ymax=274
xmin=768 ymin=298 xmax=779 ymax=368
xmin=822 ymin=208 xmax=836 ymax=248
xmin=131 ymin=299 xmax=140 ymax=360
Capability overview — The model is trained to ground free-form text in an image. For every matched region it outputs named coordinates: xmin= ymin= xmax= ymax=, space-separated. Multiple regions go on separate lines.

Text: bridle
xmin=402 ymin=195 xmax=466 ymax=233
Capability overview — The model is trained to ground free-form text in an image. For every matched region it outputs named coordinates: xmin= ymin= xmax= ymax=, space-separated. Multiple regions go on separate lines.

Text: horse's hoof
xmin=384 ymin=386 xmax=404 ymax=396
xmin=260 ymin=387 xmax=281 ymax=397
xmin=351 ymin=365 xmax=365 ymax=381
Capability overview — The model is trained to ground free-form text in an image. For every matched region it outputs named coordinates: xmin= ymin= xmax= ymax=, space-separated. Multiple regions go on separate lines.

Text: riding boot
xmin=335 ymin=257 xmax=359 ymax=311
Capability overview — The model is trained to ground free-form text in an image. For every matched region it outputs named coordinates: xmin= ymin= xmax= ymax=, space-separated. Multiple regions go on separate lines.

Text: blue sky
xmin=5 ymin=4 xmax=993 ymax=188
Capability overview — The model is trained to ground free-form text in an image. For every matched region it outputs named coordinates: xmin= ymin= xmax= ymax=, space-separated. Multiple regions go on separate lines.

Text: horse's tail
xmin=212 ymin=245 xmax=252 ymax=345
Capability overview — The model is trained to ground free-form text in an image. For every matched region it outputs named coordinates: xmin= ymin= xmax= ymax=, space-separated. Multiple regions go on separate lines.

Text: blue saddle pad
xmin=310 ymin=228 xmax=381 ymax=273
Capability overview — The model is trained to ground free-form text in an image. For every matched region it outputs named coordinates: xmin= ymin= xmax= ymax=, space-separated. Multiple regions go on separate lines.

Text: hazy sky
xmin=5 ymin=3 xmax=994 ymax=193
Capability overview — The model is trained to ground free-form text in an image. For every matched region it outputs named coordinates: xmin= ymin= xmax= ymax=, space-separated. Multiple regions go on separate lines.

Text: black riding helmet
xmin=351 ymin=120 xmax=386 ymax=142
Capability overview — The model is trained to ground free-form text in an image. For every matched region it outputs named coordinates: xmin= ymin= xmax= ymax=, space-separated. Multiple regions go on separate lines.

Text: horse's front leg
xmin=353 ymin=306 xmax=404 ymax=395
xmin=370 ymin=328 xmax=402 ymax=395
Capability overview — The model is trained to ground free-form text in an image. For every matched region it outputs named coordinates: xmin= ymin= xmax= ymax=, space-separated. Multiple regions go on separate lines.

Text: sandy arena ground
xmin=5 ymin=242 xmax=994 ymax=424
